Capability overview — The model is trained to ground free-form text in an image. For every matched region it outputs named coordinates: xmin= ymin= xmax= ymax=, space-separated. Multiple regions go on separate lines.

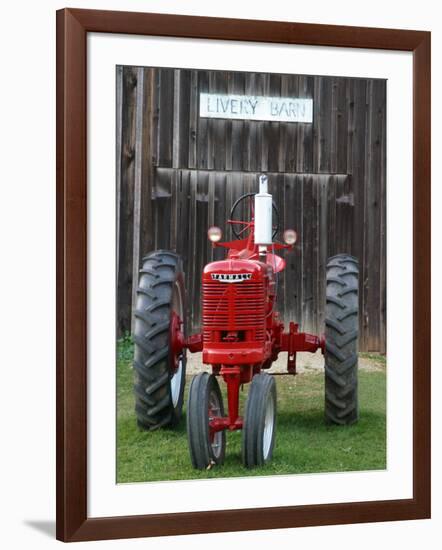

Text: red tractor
xmin=133 ymin=175 xmax=359 ymax=469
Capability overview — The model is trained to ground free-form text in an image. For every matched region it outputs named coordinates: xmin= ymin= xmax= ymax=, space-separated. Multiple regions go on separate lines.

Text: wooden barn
xmin=116 ymin=66 xmax=386 ymax=353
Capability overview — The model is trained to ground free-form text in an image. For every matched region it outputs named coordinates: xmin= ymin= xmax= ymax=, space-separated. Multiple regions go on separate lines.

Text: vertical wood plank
xmin=207 ymin=171 xmax=216 ymax=262
xmin=281 ymin=173 xmax=289 ymax=324
xmin=150 ymin=68 xmax=160 ymax=168
xmin=177 ymin=70 xmax=191 ymax=168
xmin=313 ymin=176 xmax=320 ymax=334
xmin=172 ymin=69 xmax=181 ymax=169
xmin=178 ymin=170 xmax=191 ymax=330
xmin=157 ymin=69 xmax=174 ymax=167
xmin=293 ymin=174 xmax=304 ymax=327
xmin=117 ymin=66 xmax=138 ymax=335
xmin=230 ymin=72 xmax=245 ymax=171
xmin=188 ymin=71 xmax=199 ymax=169
xmin=335 ymin=78 xmax=349 ymax=174
xmin=379 ymin=83 xmax=387 ymax=354
xmin=316 ymin=77 xmax=333 ymax=173
xmin=197 ymin=71 xmax=209 ymax=169
xmin=267 ymin=73 xmax=281 ymax=172
xmin=330 ymin=78 xmax=339 ymax=173
xmin=335 ymin=175 xmax=353 ymax=255
xmin=278 ymin=74 xmax=289 ymax=172
xmin=211 ymin=71 xmax=228 ymax=170
xmin=153 ymin=169 xmax=172 ymax=250
xmin=317 ymin=176 xmax=329 ymax=332
xmin=327 ymin=174 xmax=337 ymax=259
xmin=245 ymin=73 xmax=258 ymax=172
xmin=115 ymin=66 xmax=123 ymax=294
xmin=347 ymin=78 xmax=368 ymax=349
xmin=194 ymin=171 xmax=209 ymax=330
xmin=206 ymin=72 xmax=216 ymax=171
xmin=297 ymin=76 xmax=314 ymax=173
xmin=169 ymin=170 xmax=179 ymax=251
xmin=138 ymin=68 xmax=156 ymax=260
xmin=364 ymin=79 xmax=386 ymax=351
xmin=284 ymin=75 xmax=300 ymax=172
xmin=302 ymin=175 xmax=314 ymax=333
xmin=213 ymin=171 xmax=227 ymax=262
xmin=131 ymin=67 xmax=145 ymax=334
xmin=188 ymin=170 xmax=198 ymax=330
xmin=253 ymin=73 xmax=267 ymax=172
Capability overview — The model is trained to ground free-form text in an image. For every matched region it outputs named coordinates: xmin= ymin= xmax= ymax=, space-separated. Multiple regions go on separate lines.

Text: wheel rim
xmin=171 ymin=356 xmax=183 ymax=408
xmin=170 ymin=279 xmax=184 ymax=409
xmin=208 ymin=390 xmax=223 ymax=459
xmin=262 ymin=393 xmax=275 ymax=459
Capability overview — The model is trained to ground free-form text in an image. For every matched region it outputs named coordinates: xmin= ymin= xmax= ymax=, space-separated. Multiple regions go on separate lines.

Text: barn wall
xmin=116 ymin=66 xmax=386 ymax=353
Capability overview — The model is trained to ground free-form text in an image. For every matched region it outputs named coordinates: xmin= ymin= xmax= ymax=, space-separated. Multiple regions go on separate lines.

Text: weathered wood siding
xmin=116 ymin=66 xmax=386 ymax=353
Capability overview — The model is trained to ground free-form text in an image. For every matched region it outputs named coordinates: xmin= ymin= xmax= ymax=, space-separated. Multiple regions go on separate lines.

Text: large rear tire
xmin=187 ymin=373 xmax=226 ymax=470
xmin=133 ymin=250 xmax=186 ymax=430
xmin=242 ymin=373 xmax=277 ymax=468
xmin=324 ymin=254 xmax=359 ymax=425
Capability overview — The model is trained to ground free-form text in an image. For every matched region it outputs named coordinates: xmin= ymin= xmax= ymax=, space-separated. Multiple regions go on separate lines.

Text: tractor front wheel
xmin=187 ymin=373 xmax=226 ymax=470
xmin=242 ymin=373 xmax=277 ymax=468
xmin=324 ymin=254 xmax=359 ymax=425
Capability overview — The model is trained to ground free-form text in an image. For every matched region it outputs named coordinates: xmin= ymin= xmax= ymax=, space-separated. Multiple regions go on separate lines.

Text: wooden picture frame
xmin=56 ymin=8 xmax=431 ymax=542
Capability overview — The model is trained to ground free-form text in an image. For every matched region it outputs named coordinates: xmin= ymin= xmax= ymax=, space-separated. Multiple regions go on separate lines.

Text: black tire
xmin=242 ymin=373 xmax=277 ymax=468
xmin=324 ymin=254 xmax=359 ymax=425
xmin=133 ymin=250 xmax=186 ymax=430
xmin=187 ymin=373 xmax=226 ymax=470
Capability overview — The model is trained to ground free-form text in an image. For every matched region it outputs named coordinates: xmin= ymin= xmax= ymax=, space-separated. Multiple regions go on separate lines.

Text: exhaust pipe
xmin=254 ymin=174 xmax=272 ymax=246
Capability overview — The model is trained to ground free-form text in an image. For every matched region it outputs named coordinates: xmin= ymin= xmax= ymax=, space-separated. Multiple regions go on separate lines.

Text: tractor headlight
xmin=283 ymin=229 xmax=297 ymax=245
xmin=208 ymin=226 xmax=222 ymax=243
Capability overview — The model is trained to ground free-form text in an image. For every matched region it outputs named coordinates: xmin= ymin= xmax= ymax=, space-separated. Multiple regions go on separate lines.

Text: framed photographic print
xmin=56 ymin=8 xmax=431 ymax=542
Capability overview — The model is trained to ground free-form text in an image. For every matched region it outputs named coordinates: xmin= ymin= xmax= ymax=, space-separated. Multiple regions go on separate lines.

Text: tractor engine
xmin=201 ymin=259 xmax=275 ymax=367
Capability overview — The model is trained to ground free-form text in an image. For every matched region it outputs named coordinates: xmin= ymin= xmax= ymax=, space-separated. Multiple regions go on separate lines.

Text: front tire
xmin=187 ymin=373 xmax=226 ymax=470
xmin=133 ymin=250 xmax=186 ymax=430
xmin=242 ymin=373 xmax=277 ymax=468
xmin=324 ymin=254 xmax=359 ymax=425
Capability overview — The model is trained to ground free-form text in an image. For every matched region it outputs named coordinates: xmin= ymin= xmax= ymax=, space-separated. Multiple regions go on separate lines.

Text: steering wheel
xmin=229 ymin=192 xmax=280 ymax=240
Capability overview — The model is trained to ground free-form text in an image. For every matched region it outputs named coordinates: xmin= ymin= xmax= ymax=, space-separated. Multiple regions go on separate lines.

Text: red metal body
xmin=174 ymin=221 xmax=324 ymax=435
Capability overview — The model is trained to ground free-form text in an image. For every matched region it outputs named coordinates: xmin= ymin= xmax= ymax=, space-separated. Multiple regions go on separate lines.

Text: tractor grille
xmin=202 ymin=280 xmax=266 ymax=343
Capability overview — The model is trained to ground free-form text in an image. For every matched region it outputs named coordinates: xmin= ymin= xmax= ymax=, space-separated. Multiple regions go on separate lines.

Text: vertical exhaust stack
xmin=254 ymin=174 xmax=273 ymax=248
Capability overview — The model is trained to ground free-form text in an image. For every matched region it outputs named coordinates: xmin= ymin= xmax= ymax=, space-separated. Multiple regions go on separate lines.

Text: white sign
xmin=199 ymin=93 xmax=313 ymax=123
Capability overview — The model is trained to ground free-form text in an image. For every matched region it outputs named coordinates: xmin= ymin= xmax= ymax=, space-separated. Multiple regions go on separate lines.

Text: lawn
xmin=117 ymin=337 xmax=386 ymax=483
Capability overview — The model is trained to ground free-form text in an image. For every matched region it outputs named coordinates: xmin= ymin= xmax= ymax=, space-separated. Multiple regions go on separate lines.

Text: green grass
xmin=359 ymin=351 xmax=387 ymax=365
xmin=117 ymin=338 xmax=386 ymax=483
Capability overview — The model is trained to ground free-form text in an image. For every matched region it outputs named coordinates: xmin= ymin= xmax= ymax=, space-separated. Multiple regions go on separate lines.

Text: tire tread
xmin=325 ymin=254 xmax=359 ymax=425
xmin=242 ymin=373 xmax=277 ymax=468
xmin=187 ymin=373 xmax=226 ymax=470
xmin=133 ymin=250 xmax=186 ymax=431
